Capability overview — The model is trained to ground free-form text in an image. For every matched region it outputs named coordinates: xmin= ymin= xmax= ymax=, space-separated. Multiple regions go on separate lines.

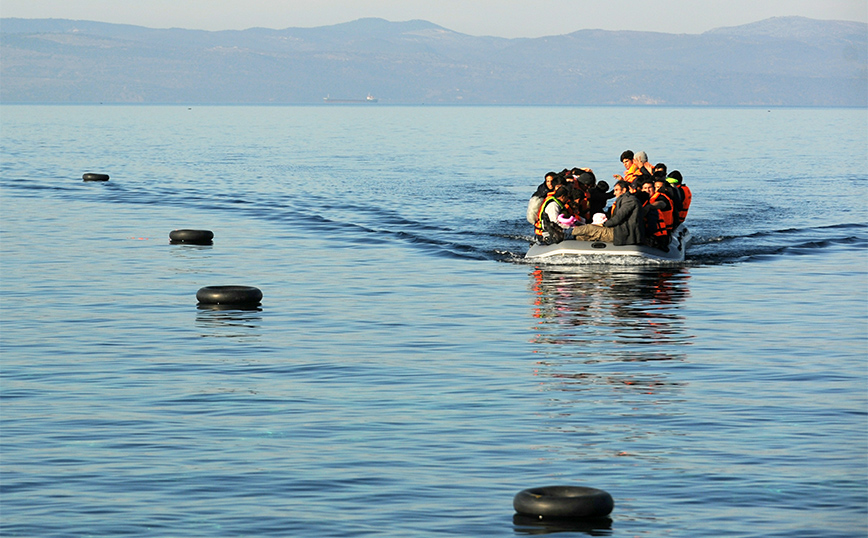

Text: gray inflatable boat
xmin=526 ymin=224 xmax=691 ymax=263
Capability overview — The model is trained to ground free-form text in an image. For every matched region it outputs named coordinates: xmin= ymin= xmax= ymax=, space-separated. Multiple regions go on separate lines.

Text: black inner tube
xmin=513 ymin=486 xmax=614 ymax=519
xmin=196 ymin=286 xmax=262 ymax=305
xmin=170 ymin=229 xmax=214 ymax=245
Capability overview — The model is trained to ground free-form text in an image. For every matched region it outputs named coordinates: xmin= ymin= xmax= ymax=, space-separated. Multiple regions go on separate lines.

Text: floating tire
xmin=82 ymin=173 xmax=110 ymax=181
xmin=513 ymin=486 xmax=614 ymax=520
xmin=169 ymin=229 xmax=214 ymax=245
xmin=196 ymin=286 xmax=262 ymax=306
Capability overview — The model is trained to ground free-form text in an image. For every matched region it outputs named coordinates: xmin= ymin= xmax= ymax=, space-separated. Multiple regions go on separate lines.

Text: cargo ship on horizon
xmin=323 ymin=94 xmax=379 ymax=103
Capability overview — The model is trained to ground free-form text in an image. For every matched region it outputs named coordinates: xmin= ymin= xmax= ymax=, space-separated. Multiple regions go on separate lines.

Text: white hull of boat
xmin=526 ymin=224 xmax=691 ymax=263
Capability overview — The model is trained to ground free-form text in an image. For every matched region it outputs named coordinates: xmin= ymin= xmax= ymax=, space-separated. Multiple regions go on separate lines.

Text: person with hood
xmin=527 ymin=172 xmax=562 ymax=225
xmin=588 ymin=179 xmax=614 ymax=216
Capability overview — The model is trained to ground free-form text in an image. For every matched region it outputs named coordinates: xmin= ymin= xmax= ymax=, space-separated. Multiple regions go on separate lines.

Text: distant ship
xmin=323 ymin=94 xmax=379 ymax=103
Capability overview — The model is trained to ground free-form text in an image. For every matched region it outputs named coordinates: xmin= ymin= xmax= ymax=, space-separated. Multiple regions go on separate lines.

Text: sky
xmin=1 ymin=0 xmax=865 ymax=37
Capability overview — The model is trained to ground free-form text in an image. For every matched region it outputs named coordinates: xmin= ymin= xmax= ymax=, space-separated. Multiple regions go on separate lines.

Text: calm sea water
xmin=1 ymin=105 xmax=866 ymax=537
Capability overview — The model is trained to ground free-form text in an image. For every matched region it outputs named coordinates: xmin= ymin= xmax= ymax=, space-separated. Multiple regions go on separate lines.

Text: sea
xmin=1 ymin=104 xmax=866 ymax=538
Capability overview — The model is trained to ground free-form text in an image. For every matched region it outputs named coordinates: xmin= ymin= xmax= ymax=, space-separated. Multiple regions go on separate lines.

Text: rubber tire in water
xmin=513 ymin=486 xmax=614 ymax=519
xmin=169 ymin=229 xmax=214 ymax=245
xmin=196 ymin=286 xmax=262 ymax=306
xmin=82 ymin=173 xmax=110 ymax=181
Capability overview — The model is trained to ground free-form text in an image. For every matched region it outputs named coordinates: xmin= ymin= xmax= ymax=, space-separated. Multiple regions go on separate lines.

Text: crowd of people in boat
xmin=527 ymin=150 xmax=692 ymax=250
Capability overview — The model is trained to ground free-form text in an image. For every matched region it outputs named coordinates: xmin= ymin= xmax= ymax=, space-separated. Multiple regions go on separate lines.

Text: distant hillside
xmin=1 ymin=16 xmax=865 ymax=105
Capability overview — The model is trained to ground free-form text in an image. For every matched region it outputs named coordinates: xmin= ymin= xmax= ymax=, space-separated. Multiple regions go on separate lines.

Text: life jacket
xmin=649 ymin=191 xmax=674 ymax=235
xmin=534 ymin=195 xmax=565 ymax=237
xmin=642 ymin=200 xmax=663 ymax=237
xmin=676 ymin=184 xmax=692 ymax=222
xmin=623 ymin=164 xmax=643 ymax=182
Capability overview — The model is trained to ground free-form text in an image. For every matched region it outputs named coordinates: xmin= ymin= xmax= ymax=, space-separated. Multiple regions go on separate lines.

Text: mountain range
xmin=1 ymin=16 xmax=865 ymax=105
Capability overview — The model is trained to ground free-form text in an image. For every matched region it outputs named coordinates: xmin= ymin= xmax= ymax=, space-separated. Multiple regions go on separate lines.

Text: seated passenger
xmin=666 ymin=170 xmax=692 ymax=223
xmin=534 ymin=171 xmax=558 ymax=198
xmin=570 ymin=180 xmax=644 ymax=245
xmin=527 ymin=172 xmax=562 ymax=224
xmin=654 ymin=177 xmax=681 ymax=230
xmin=534 ymin=186 xmax=572 ymax=245
xmin=588 ymin=180 xmax=614 ymax=216
xmin=654 ymin=163 xmax=683 ymax=207
xmin=633 ymin=185 xmax=658 ymax=243
xmin=639 ymin=179 xmax=673 ymax=251
xmin=569 ymin=172 xmax=597 ymax=222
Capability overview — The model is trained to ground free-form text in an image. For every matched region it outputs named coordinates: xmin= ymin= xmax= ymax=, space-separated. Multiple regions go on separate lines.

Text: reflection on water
xmin=526 ymin=266 xmax=693 ymax=463
xmin=530 ymin=266 xmax=691 ymax=351
xmin=195 ymin=305 xmax=262 ymax=338
xmin=168 ymin=243 xmax=214 ymax=254
xmin=513 ymin=514 xmax=613 ymax=536
xmin=528 ymin=265 xmax=691 ymax=373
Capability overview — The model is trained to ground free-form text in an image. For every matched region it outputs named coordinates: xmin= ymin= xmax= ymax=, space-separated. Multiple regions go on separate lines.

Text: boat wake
xmin=5 ymin=176 xmax=866 ymax=266
xmin=685 ymin=223 xmax=867 ymax=265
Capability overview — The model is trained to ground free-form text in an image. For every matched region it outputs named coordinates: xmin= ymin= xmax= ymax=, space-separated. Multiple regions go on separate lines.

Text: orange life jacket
xmin=650 ymin=192 xmax=674 ymax=235
xmin=608 ymin=197 xmax=619 ymax=218
xmin=642 ymin=200 xmax=664 ymax=237
xmin=677 ymin=184 xmax=692 ymax=222
xmin=623 ymin=164 xmax=642 ymax=182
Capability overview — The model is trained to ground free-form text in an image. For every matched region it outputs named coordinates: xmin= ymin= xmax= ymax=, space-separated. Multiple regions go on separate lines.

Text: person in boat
xmin=534 ymin=171 xmax=559 ymax=198
xmin=666 ymin=170 xmax=692 ymax=224
xmin=653 ymin=163 xmax=683 ymax=206
xmin=527 ymin=172 xmax=563 ymax=225
xmin=634 ymin=151 xmax=655 ymax=177
xmin=613 ymin=150 xmax=643 ymax=183
xmin=634 ymin=182 xmax=658 ymax=243
xmin=567 ymin=172 xmax=597 ymax=223
xmin=654 ymin=176 xmax=681 ymax=230
xmin=570 ymin=166 xmax=594 ymax=180
xmin=588 ymin=179 xmax=614 ymax=216
xmin=534 ymin=186 xmax=573 ymax=245
xmin=653 ymin=163 xmax=685 ymax=224
xmin=569 ymin=180 xmax=644 ymax=245
xmin=639 ymin=179 xmax=673 ymax=250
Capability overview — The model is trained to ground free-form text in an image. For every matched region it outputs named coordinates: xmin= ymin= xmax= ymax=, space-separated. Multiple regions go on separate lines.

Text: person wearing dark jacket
xmin=534 ymin=171 xmax=559 ymax=198
xmin=604 ymin=181 xmax=645 ymax=245
xmin=569 ymin=180 xmax=644 ymax=245
xmin=527 ymin=172 xmax=564 ymax=225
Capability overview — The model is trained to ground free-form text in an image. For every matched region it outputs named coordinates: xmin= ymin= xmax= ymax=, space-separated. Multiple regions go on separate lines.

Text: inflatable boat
xmin=525 ymin=224 xmax=691 ymax=263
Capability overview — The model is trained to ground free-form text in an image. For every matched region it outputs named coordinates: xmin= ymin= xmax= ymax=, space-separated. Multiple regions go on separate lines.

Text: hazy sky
xmin=1 ymin=0 xmax=865 ymax=37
